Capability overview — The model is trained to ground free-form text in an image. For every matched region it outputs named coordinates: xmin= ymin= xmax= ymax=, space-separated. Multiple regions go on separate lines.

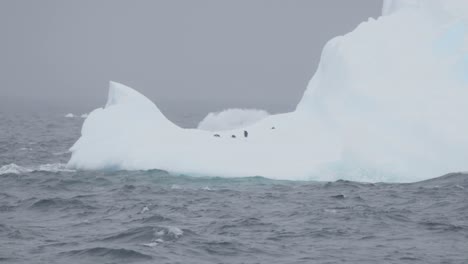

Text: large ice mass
xmin=68 ymin=0 xmax=468 ymax=182
xmin=197 ymin=109 xmax=270 ymax=131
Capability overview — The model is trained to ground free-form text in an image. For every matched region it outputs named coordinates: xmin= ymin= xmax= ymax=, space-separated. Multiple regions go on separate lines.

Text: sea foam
xmin=0 ymin=163 xmax=75 ymax=175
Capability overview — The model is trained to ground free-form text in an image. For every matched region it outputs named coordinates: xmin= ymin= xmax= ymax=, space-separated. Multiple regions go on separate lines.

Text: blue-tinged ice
xmin=68 ymin=0 xmax=468 ymax=182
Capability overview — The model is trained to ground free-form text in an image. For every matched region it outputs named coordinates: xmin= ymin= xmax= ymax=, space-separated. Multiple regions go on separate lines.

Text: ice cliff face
xmin=295 ymin=0 xmax=468 ymax=180
xmin=68 ymin=1 xmax=468 ymax=182
xmin=382 ymin=0 xmax=468 ymax=18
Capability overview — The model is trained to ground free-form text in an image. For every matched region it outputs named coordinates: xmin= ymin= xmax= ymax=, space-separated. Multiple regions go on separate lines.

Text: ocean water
xmin=0 ymin=113 xmax=467 ymax=264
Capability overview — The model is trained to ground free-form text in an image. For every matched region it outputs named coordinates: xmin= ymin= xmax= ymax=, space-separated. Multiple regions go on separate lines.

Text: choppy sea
xmin=0 ymin=112 xmax=467 ymax=264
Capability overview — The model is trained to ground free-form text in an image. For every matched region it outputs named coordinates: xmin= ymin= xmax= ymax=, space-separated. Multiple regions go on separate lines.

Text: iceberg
xmin=68 ymin=0 xmax=468 ymax=182
xmin=197 ymin=109 xmax=270 ymax=131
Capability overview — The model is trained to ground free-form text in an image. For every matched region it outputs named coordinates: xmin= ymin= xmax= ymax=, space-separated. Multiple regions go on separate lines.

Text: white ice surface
xmin=198 ymin=109 xmax=269 ymax=131
xmin=68 ymin=1 xmax=468 ymax=182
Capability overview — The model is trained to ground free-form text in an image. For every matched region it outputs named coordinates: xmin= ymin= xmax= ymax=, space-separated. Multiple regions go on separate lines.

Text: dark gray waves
xmin=1 ymin=170 xmax=467 ymax=263
xmin=0 ymin=113 xmax=467 ymax=263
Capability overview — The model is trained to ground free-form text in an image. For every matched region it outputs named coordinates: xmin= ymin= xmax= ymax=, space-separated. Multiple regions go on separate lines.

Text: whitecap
xmin=142 ymin=239 xmax=164 ymax=247
xmin=140 ymin=206 xmax=150 ymax=214
xmin=0 ymin=163 xmax=75 ymax=175
xmin=0 ymin=164 xmax=32 ymax=175
xmin=37 ymin=163 xmax=75 ymax=173
xmin=166 ymin=226 xmax=183 ymax=237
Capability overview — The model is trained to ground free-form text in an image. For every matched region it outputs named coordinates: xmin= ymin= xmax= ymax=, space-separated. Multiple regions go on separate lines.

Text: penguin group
xmin=213 ymin=127 xmax=275 ymax=139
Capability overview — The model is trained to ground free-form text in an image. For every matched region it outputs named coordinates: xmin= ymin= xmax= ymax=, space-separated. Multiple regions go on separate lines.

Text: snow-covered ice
xmin=198 ymin=109 xmax=269 ymax=131
xmin=67 ymin=0 xmax=468 ymax=183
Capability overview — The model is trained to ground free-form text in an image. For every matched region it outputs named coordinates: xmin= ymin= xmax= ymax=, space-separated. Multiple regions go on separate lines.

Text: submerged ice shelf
xmin=68 ymin=0 xmax=468 ymax=183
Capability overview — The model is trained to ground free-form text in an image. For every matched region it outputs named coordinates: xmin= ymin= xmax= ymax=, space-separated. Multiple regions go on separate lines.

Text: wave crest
xmin=0 ymin=163 xmax=75 ymax=175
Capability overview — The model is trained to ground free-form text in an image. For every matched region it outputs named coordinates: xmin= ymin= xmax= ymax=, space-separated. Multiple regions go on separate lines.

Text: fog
xmin=0 ymin=0 xmax=380 ymax=117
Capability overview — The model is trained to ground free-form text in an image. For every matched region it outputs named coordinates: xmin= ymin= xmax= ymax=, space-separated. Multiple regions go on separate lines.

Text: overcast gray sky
xmin=0 ymin=0 xmax=381 ymax=116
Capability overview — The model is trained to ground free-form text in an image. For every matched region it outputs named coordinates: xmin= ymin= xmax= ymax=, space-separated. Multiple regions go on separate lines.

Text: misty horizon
xmin=0 ymin=0 xmax=381 ymax=117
